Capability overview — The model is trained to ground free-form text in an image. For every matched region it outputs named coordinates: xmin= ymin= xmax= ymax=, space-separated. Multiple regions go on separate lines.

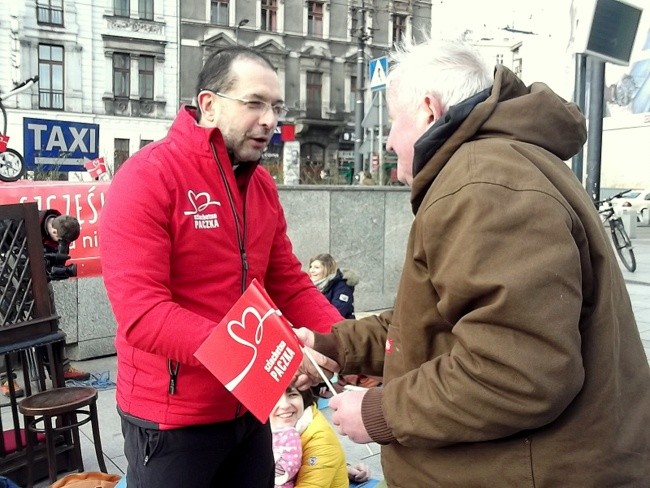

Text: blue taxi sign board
xmin=23 ymin=118 xmax=100 ymax=171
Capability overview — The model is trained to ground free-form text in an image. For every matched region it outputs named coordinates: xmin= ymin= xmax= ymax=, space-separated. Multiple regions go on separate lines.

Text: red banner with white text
xmin=0 ymin=181 xmax=110 ymax=277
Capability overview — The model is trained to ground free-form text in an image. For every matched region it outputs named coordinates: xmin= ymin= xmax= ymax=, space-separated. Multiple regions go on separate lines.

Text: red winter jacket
xmin=100 ymin=107 xmax=342 ymax=428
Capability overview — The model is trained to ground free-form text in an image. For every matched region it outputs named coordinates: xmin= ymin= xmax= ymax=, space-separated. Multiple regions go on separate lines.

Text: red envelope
xmin=194 ymin=279 xmax=304 ymax=423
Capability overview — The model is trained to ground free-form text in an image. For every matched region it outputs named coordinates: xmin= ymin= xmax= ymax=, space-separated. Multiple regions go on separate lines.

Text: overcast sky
xmin=432 ymin=0 xmax=562 ymax=38
xmin=432 ymin=0 xmax=649 ymax=94
xmin=432 ymin=0 xmax=648 ymax=52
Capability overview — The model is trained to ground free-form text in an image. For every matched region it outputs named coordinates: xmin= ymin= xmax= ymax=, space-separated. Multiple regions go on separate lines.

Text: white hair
xmin=387 ymin=36 xmax=493 ymax=114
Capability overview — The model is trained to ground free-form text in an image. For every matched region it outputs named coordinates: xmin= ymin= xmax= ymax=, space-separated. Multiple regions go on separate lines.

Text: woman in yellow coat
xmin=271 ymin=387 xmax=349 ymax=488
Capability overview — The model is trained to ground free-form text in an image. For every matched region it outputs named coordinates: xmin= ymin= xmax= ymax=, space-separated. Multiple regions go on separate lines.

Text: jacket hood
xmin=341 ymin=268 xmax=360 ymax=287
xmin=410 ymin=65 xmax=587 ymax=214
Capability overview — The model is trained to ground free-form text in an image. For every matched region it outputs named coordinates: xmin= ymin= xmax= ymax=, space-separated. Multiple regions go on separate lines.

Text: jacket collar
xmin=412 ymin=88 xmax=491 ymax=179
xmin=169 ymin=105 xmax=228 ymax=158
xmin=169 ymin=106 xmax=260 ymax=185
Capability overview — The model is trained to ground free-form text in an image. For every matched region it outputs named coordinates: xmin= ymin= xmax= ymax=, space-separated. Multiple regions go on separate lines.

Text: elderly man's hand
xmin=294 ymin=327 xmax=315 ymax=348
xmin=329 ymin=389 xmax=372 ymax=443
xmin=292 ymin=346 xmax=339 ymax=391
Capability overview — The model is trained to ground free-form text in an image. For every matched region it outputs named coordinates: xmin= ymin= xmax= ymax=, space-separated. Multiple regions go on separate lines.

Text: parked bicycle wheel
xmin=0 ymin=148 xmax=25 ymax=182
xmin=610 ymin=219 xmax=636 ymax=272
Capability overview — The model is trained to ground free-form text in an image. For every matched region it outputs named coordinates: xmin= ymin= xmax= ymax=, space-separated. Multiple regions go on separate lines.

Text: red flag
xmin=84 ymin=157 xmax=107 ymax=179
xmin=280 ymin=124 xmax=295 ymax=142
xmin=194 ymin=280 xmax=304 ymax=423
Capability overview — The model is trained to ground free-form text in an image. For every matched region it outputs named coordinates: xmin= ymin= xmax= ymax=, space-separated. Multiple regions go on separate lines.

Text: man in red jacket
xmin=100 ymin=47 xmax=342 ymax=487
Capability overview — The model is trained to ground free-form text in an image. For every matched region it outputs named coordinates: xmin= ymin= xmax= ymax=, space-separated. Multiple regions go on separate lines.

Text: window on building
xmin=261 ymin=0 xmax=277 ymax=31
xmin=306 ymin=71 xmax=322 ymax=117
xmin=349 ymin=75 xmax=357 ymax=112
xmin=138 ymin=0 xmax=153 ymax=20
xmin=308 ymin=1 xmax=324 ymax=37
xmin=140 ymin=139 xmax=153 ymax=149
xmin=350 ymin=8 xmax=374 ymax=40
xmin=211 ymin=0 xmax=229 ymax=25
xmin=38 ymin=44 xmax=64 ymax=110
xmin=496 ymin=54 xmax=504 ymax=65
xmin=139 ymin=56 xmax=154 ymax=100
xmin=392 ymin=14 xmax=406 ymax=45
xmin=114 ymin=139 xmax=130 ymax=172
xmin=114 ymin=0 xmax=130 ymax=17
xmin=37 ymin=0 xmax=64 ymax=26
xmin=113 ymin=53 xmax=130 ymax=98
xmin=350 ymin=9 xmax=358 ymax=38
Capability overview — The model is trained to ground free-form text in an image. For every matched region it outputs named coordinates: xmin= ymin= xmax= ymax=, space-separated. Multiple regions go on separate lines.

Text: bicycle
xmin=0 ymin=76 xmax=39 ymax=182
xmin=597 ymin=190 xmax=636 ymax=272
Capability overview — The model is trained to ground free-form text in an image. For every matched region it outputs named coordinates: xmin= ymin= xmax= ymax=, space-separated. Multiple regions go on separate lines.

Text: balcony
xmin=102 ymin=96 xmax=166 ymax=118
xmin=290 ymin=103 xmax=348 ymax=122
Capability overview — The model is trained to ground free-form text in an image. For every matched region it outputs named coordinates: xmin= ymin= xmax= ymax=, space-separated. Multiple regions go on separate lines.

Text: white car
xmin=612 ymin=189 xmax=650 ymax=225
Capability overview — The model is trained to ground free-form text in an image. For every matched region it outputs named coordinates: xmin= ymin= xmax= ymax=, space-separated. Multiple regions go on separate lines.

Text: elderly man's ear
xmin=423 ymin=95 xmax=444 ymax=124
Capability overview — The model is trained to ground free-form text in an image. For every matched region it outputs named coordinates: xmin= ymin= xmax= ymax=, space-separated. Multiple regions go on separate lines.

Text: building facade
xmin=0 ymin=0 xmax=179 ymax=178
xmin=179 ymin=0 xmax=431 ymax=183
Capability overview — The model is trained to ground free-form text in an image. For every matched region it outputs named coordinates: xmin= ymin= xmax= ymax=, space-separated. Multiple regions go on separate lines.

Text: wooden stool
xmin=19 ymin=386 xmax=107 ymax=485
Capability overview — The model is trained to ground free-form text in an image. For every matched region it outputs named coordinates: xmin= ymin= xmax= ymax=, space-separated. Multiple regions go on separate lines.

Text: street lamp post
xmin=235 ymin=19 xmax=249 ymax=44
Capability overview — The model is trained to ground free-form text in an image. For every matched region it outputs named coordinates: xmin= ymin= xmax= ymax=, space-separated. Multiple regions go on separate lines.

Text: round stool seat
xmin=19 ymin=386 xmax=107 ymax=485
xmin=19 ymin=387 xmax=98 ymax=417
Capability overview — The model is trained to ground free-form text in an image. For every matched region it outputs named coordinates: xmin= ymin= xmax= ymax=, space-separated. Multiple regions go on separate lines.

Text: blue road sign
xmin=23 ymin=118 xmax=100 ymax=171
xmin=368 ymin=56 xmax=388 ymax=91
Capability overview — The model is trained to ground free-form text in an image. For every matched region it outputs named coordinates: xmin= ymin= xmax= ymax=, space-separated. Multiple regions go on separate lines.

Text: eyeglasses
xmin=207 ymin=91 xmax=289 ymax=118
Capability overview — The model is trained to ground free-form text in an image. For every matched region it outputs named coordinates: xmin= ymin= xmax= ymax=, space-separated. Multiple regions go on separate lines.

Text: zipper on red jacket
xmin=210 ymin=142 xmax=249 ymax=292
xmin=167 ymin=359 xmax=179 ymax=395
xmin=210 ymin=141 xmax=248 ymax=419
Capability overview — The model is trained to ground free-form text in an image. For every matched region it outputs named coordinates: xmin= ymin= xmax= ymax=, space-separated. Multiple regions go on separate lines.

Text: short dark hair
xmin=196 ymin=46 xmax=275 ymax=98
xmin=52 ymin=215 xmax=80 ymax=243
xmin=299 ymin=388 xmax=315 ymax=408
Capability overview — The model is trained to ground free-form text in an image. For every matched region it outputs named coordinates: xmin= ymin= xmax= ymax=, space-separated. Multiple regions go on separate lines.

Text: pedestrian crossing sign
xmin=368 ymin=56 xmax=388 ymax=91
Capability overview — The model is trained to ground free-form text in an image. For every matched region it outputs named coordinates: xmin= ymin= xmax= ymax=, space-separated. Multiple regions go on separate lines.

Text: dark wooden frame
xmin=0 ymin=203 xmax=59 ymax=345
xmin=0 ymin=203 xmax=71 ymax=486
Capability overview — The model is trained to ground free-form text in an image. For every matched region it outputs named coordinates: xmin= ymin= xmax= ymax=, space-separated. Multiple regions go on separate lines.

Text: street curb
xmin=625 ymin=280 xmax=650 ymax=286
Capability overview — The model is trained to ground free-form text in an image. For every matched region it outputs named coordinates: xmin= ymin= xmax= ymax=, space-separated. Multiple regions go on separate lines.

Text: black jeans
xmin=121 ymin=412 xmax=274 ymax=488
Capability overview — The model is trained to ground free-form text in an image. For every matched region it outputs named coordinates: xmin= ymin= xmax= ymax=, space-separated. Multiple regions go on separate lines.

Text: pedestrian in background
xmin=308 ymin=254 xmax=381 ymax=393
xmin=297 ymin=36 xmax=650 ymax=487
xmin=100 ymin=46 xmax=342 ymax=488
xmin=39 ymin=209 xmax=90 ymax=382
xmin=309 ymin=253 xmax=358 ymax=319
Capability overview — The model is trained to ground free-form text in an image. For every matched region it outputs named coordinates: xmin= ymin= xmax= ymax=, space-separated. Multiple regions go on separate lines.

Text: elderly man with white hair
xmin=297 ymin=37 xmax=650 ymax=487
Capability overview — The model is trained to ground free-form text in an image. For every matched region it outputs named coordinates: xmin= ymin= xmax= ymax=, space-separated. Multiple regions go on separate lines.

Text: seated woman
xmin=309 ymin=254 xmax=381 ymax=392
xmin=270 ymin=387 xmax=369 ymax=488
xmin=308 ymin=254 xmax=358 ymax=319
